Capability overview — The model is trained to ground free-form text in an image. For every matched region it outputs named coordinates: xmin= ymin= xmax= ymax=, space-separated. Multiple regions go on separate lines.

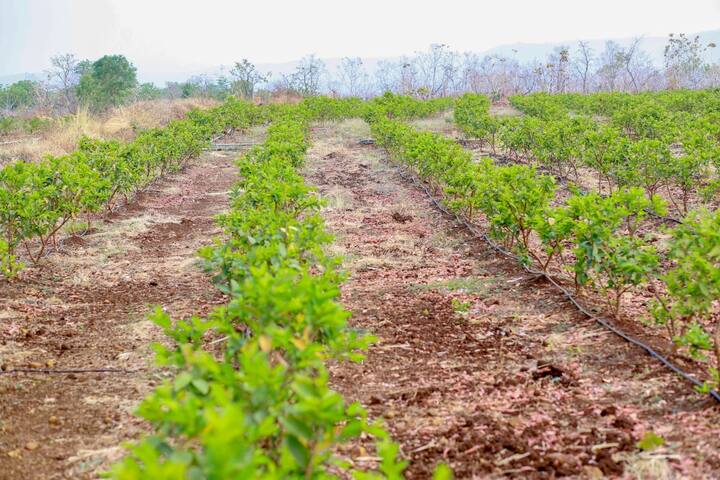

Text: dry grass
xmin=103 ymin=97 xmax=219 ymax=133
xmin=409 ymin=111 xmax=455 ymax=134
xmin=0 ymin=98 xmax=218 ymax=165
xmin=489 ymin=104 xmax=523 ymax=117
xmin=624 ymin=452 xmax=675 ymax=480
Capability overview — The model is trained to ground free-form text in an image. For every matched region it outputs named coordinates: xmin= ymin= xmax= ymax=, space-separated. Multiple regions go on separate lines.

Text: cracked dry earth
xmin=305 ymin=120 xmax=720 ymax=479
xmin=0 ymin=128 xmax=261 ymax=480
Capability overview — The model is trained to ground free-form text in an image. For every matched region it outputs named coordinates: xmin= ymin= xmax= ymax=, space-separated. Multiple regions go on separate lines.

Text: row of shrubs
xmin=0 ymin=98 xmax=266 ymax=278
xmin=368 ymin=112 xmax=720 ymax=394
xmin=301 ymin=93 xmax=454 ymax=123
xmin=455 ymin=92 xmax=720 ymax=216
xmin=509 ymin=89 xmax=720 ymax=118
xmin=0 ymin=93 xmax=454 ymax=279
xmin=109 ymin=99 xmax=454 ymax=478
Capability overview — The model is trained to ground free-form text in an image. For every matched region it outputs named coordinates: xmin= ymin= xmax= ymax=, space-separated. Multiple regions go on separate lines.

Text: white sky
xmin=1 ymin=0 xmax=719 ymax=79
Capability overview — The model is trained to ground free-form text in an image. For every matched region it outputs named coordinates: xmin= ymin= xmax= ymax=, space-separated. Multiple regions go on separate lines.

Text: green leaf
xmin=637 ymin=431 xmax=665 ymax=451
xmin=286 ymin=435 xmax=310 ymax=468
xmin=173 ymin=372 xmax=193 ymax=391
xmin=433 ymin=464 xmax=454 ymax=480
xmin=281 ymin=415 xmax=313 ymax=440
xmin=191 ymin=378 xmax=210 ymax=395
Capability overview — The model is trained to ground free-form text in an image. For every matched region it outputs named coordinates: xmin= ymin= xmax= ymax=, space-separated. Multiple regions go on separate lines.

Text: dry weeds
xmin=0 ymin=98 xmax=218 ymax=165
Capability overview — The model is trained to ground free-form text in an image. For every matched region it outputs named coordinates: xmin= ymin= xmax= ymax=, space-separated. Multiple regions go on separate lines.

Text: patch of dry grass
xmin=489 ymin=104 xmax=523 ymax=117
xmin=334 ymin=118 xmax=371 ymax=141
xmin=0 ymin=98 xmax=218 ymax=165
xmin=409 ymin=111 xmax=455 ymax=134
xmin=624 ymin=452 xmax=674 ymax=480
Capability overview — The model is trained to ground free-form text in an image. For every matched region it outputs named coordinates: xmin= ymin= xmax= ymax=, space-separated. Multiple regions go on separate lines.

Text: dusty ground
xmin=0 ymin=128 xmax=259 ymax=479
xmin=1 ymin=117 xmax=719 ymax=480
xmin=305 ymin=120 xmax=720 ymax=479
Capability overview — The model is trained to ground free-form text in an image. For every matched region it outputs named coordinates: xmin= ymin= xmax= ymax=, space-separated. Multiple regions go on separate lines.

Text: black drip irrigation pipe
xmin=0 ymin=367 xmax=145 ymax=375
xmin=388 ymin=157 xmax=720 ymax=404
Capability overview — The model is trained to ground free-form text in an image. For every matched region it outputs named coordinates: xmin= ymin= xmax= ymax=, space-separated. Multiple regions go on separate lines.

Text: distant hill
xmin=0 ymin=71 xmax=44 ymax=85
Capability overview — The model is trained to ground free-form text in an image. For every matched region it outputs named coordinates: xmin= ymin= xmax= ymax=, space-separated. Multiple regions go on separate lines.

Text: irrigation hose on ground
xmin=388 ymin=157 xmax=720 ymax=404
xmin=0 ymin=367 xmax=143 ymax=375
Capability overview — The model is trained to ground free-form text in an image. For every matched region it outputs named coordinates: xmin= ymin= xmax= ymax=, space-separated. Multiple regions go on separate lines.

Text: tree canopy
xmin=76 ymin=55 xmax=138 ymax=110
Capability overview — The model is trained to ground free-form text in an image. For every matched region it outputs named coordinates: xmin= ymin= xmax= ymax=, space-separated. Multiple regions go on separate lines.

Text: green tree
xmin=76 ymin=55 xmax=138 ymax=110
xmin=136 ymin=82 xmax=162 ymax=101
xmin=0 ymin=80 xmax=37 ymax=112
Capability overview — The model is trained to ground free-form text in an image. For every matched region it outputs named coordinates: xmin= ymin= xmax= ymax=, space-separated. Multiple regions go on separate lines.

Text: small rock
xmin=581 ymin=465 xmax=604 ymax=479
xmin=48 ymin=416 xmax=59 ymax=426
xmin=117 ymin=352 xmax=132 ymax=361
xmin=600 ymin=405 xmax=617 ymax=417
xmin=391 ymin=211 xmax=413 ymax=223
xmin=28 ymin=362 xmax=42 ymax=369
xmin=25 ymin=442 xmax=39 ymax=451
xmin=612 ymin=415 xmax=635 ymax=430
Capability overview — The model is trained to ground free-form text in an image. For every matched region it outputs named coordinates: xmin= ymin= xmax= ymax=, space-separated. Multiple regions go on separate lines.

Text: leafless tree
xmin=460 ymin=53 xmax=482 ymax=93
xmin=337 ymin=57 xmax=368 ymax=97
xmin=622 ymin=38 xmax=643 ymax=92
xmin=164 ymin=82 xmax=183 ymax=99
xmin=288 ymin=54 xmax=325 ymax=96
xmin=513 ymin=61 xmax=543 ymax=94
xmin=595 ymin=39 xmax=659 ymax=92
xmin=47 ymin=53 xmax=80 ymax=112
xmin=596 ymin=41 xmax=624 ymax=91
xmin=414 ymin=44 xmax=460 ymax=97
xmin=461 ymin=53 xmax=521 ymax=99
xmin=546 ymin=46 xmax=570 ymax=93
xmin=373 ymin=59 xmax=401 ymax=94
xmin=706 ymin=63 xmax=720 ymax=88
xmin=372 ymin=58 xmax=418 ymax=95
xmin=572 ymin=41 xmax=594 ymax=93
xmin=664 ymin=33 xmax=716 ymax=89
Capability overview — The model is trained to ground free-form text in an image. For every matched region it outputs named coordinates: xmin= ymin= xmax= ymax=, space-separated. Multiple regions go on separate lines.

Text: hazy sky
xmin=2 ymin=0 xmax=720 ymax=80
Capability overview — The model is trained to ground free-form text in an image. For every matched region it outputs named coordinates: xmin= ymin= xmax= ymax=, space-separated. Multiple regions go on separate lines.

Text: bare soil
xmin=0 ymin=129 xmax=258 ymax=479
xmin=305 ymin=120 xmax=720 ymax=479
xmin=2 ymin=119 xmax=719 ymax=480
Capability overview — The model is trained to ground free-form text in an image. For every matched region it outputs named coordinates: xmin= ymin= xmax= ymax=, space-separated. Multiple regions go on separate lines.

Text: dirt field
xmin=0 ymin=128 xmax=259 ymax=479
xmin=1 ymin=120 xmax=720 ymax=479
xmin=305 ymin=120 xmax=720 ymax=479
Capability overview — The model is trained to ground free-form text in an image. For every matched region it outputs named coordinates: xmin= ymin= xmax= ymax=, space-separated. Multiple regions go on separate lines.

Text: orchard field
xmin=2 ymin=90 xmax=720 ymax=480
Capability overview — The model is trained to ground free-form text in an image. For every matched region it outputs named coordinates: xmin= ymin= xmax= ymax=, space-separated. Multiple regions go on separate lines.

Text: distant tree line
xmin=1 ymin=33 xmax=718 ymax=116
xmin=330 ymin=34 xmax=719 ymax=100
